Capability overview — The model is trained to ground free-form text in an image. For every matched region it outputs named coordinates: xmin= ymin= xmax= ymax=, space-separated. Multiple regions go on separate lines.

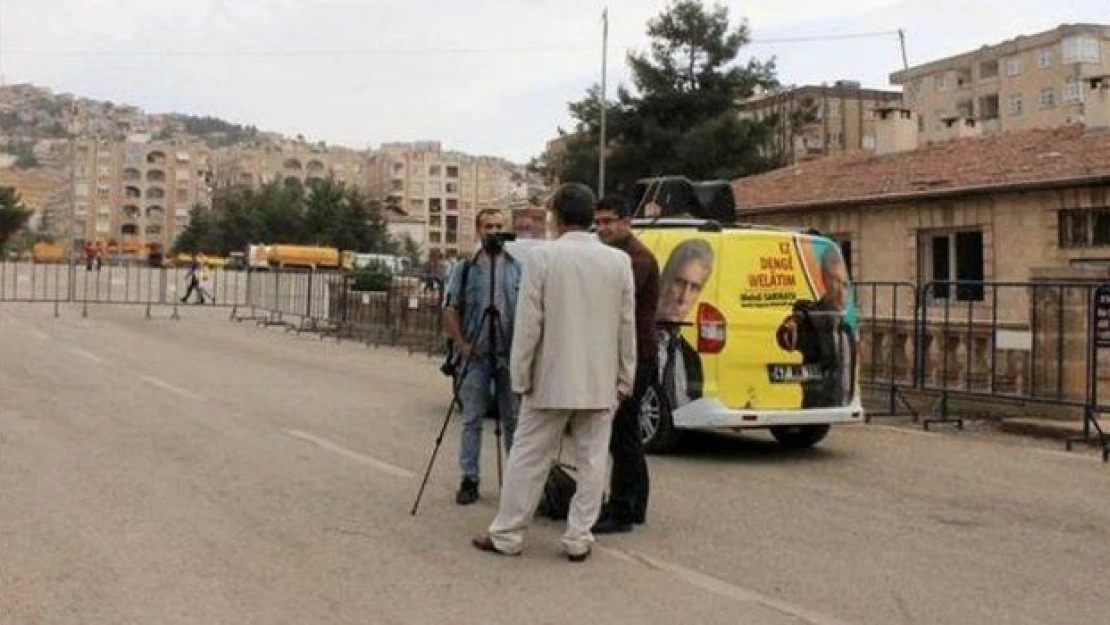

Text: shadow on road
xmin=654 ymin=430 xmax=844 ymax=466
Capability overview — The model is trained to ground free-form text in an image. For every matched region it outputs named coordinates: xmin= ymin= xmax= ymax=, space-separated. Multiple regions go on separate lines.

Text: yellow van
xmin=631 ymin=217 xmax=863 ymax=452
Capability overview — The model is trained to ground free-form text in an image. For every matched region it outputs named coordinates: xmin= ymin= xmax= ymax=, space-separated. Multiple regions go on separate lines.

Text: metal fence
xmin=3 ymin=260 xmax=1106 ymax=452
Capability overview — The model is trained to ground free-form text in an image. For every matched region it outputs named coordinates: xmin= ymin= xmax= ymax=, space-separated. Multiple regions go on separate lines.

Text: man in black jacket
xmin=592 ymin=195 xmax=660 ymax=534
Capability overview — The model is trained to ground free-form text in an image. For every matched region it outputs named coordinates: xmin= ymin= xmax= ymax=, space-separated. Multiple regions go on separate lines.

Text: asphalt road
xmin=2 ymin=303 xmax=1108 ymax=625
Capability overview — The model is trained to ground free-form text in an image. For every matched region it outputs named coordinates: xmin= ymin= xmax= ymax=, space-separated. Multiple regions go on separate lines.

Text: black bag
xmin=535 ymin=463 xmax=577 ymax=520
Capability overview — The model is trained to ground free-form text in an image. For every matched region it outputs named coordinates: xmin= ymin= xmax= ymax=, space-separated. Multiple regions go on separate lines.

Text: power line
xmin=0 ymin=30 xmax=903 ymax=60
xmin=749 ymin=30 xmax=901 ymax=44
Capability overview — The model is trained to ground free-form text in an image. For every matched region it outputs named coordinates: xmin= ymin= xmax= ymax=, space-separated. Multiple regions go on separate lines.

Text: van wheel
xmin=770 ymin=424 xmax=830 ymax=449
xmin=640 ymin=382 xmax=681 ymax=454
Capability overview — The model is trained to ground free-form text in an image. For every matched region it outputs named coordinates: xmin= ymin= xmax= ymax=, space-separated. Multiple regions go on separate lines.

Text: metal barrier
xmin=229 ymin=269 xmax=446 ymax=356
xmin=0 ymin=260 xmax=250 ymax=316
xmin=917 ymin=281 xmax=1101 ymax=430
xmin=854 ymin=281 xmax=919 ymax=420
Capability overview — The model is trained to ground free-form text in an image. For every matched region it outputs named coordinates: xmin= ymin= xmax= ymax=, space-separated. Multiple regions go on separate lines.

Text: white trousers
xmin=488 ymin=401 xmax=614 ymax=557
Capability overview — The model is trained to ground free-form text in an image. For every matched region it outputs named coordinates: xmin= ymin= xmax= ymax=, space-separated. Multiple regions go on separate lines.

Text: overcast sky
xmin=0 ymin=0 xmax=1105 ymax=162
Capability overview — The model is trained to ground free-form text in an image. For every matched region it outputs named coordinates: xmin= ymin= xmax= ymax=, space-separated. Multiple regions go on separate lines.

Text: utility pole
xmin=598 ymin=6 xmax=608 ymax=197
xmin=898 ymin=29 xmax=909 ymax=70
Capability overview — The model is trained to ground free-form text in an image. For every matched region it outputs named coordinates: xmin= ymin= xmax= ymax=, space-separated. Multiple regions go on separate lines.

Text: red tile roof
xmin=732 ymin=124 xmax=1110 ymax=213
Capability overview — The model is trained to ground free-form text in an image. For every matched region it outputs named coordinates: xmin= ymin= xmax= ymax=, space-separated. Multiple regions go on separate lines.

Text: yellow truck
xmin=264 ymin=245 xmax=340 ymax=270
xmin=31 ymin=242 xmax=66 ymax=263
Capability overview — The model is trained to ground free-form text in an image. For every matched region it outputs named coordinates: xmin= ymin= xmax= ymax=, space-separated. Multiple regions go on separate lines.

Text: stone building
xmin=732 ymin=79 xmax=1110 ymax=412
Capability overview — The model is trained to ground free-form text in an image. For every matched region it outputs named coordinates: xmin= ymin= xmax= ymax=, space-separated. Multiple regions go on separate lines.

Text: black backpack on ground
xmin=535 ymin=462 xmax=577 ymax=520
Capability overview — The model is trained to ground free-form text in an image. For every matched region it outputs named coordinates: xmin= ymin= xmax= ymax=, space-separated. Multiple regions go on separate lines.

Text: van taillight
xmin=697 ymin=302 xmax=726 ymax=354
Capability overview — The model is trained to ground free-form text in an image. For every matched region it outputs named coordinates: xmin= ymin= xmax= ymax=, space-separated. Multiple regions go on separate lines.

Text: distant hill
xmin=0 ymin=83 xmax=276 ymax=156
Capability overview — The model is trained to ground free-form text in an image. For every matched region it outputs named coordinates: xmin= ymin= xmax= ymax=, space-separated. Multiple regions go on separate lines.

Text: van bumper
xmin=672 ymin=398 xmax=865 ymax=430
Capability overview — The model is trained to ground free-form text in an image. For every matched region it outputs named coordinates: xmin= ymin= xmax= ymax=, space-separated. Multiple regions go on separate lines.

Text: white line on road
xmin=67 ymin=347 xmax=104 ymax=364
xmin=284 ymin=429 xmax=414 ymax=479
xmin=603 ymin=547 xmax=854 ymax=625
xmin=139 ymin=375 xmax=207 ymax=402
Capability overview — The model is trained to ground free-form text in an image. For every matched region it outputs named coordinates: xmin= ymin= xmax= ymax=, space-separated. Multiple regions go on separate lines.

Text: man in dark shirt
xmin=592 ymin=194 xmax=660 ymax=533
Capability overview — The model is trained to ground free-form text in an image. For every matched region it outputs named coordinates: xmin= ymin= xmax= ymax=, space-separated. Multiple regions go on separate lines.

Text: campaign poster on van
xmin=646 ymin=230 xmax=858 ymax=412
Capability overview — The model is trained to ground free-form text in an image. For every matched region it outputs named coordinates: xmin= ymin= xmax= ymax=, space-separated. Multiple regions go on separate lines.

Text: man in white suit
xmin=472 ymin=182 xmax=636 ymax=563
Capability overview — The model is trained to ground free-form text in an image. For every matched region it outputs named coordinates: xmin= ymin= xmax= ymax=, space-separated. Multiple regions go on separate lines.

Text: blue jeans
xmin=458 ymin=357 xmax=518 ymax=481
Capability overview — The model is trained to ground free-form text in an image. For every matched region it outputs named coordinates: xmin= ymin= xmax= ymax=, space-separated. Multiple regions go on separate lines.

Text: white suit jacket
xmin=509 ymin=231 xmax=636 ymax=410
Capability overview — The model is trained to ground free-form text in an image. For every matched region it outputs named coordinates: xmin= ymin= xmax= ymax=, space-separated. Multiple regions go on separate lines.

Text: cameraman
xmin=442 ymin=208 xmax=522 ymax=505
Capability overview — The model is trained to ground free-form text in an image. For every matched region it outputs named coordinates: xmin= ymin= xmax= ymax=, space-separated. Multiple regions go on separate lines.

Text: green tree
xmin=0 ymin=187 xmax=33 ymax=253
xmin=171 ymin=179 xmax=397 ymax=256
xmin=550 ymin=0 xmax=779 ymax=192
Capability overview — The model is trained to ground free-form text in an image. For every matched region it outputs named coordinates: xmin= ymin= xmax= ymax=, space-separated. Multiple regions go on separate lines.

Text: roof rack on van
xmin=630 ymin=217 xmax=823 ymax=235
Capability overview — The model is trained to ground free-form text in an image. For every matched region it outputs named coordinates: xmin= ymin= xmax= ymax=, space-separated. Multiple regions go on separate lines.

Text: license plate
xmin=767 ymin=364 xmax=822 ymax=383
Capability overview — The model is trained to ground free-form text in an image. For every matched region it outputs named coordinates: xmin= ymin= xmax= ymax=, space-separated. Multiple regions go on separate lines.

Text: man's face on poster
xmin=824 ymin=257 xmax=849 ymax=311
xmin=661 ymin=259 xmax=709 ymax=322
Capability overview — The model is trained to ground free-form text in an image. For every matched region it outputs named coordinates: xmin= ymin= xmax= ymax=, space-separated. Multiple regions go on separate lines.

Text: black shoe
xmin=567 ymin=547 xmax=591 ymax=563
xmin=592 ymin=517 xmax=633 ymax=535
xmin=455 ymin=478 xmax=479 ymax=505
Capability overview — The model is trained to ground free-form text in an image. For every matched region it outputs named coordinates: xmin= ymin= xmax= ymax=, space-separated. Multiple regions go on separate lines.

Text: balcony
xmin=283 ymin=158 xmax=303 ymax=172
xmin=146 ymin=150 xmax=166 ymax=165
xmin=146 ymin=169 xmax=166 ymax=183
xmin=145 ymin=206 xmax=165 ymax=221
xmin=124 ymin=186 xmax=141 ymax=199
xmin=146 ymin=187 xmax=165 ymax=200
xmin=122 ymin=168 xmax=141 ymax=183
xmin=122 ymin=205 xmax=140 ymax=220
xmin=306 ymin=160 xmax=326 ymax=175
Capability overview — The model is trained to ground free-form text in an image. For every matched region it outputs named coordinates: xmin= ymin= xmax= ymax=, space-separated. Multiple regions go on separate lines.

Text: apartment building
xmin=738 ymin=82 xmax=904 ymax=162
xmin=69 ymin=137 xmax=215 ymax=257
xmin=891 ymin=23 xmax=1110 ymax=143
xmin=365 ymin=142 xmax=518 ymax=259
xmin=214 ymin=141 xmax=368 ymax=191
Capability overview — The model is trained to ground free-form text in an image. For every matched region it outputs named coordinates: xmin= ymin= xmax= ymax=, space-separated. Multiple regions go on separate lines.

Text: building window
xmin=1063 ymin=36 xmax=1101 ymax=63
xmin=1004 ymin=57 xmax=1022 ymax=76
xmin=392 ymin=162 xmax=404 ymax=175
xmin=445 ymin=181 xmax=459 ymax=194
xmin=1039 ymin=88 xmax=1056 ymax=109
xmin=1064 ymin=79 xmax=1082 ymax=102
xmin=979 ymin=60 xmax=999 ymax=80
xmin=979 ymin=94 xmax=1000 ymax=120
xmin=446 ymin=198 xmax=458 ymax=212
xmin=936 ymin=74 xmax=949 ymax=92
xmin=1008 ymin=94 xmax=1023 ymax=116
xmin=445 ymin=165 xmax=459 ymax=178
xmin=428 ymin=215 xmax=442 ymax=227
xmin=1039 ymin=49 xmax=1053 ymax=68
xmin=920 ymin=230 xmax=984 ymax=301
xmin=862 ymin=135 xmax=876 ymax=150
xmin=826 ymin=99 xmax=840 ymax=117
xmin=428 ymin=165 xmax=441 ymax=177
xmin=429 ymin=198 xmax=443 ymax=214
xmin=1059 ymin=208 xmax=1110 ymax=248
xmin=917 ymin=114 xmax=925 ymax=133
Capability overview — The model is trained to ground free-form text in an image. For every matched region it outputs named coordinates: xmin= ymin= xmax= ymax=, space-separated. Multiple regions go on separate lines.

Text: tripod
xmin=411 ymin=243 xmax=511 ymax=516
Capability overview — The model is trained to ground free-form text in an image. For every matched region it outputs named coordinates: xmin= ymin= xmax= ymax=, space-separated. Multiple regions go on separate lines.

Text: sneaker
xmin=455 ymin=477 xmax=479 ymax=505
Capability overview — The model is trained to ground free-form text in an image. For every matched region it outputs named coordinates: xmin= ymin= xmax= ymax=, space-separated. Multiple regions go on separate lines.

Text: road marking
xmin=139 ymin=375 xmax=206 ymax=401
xmin=284 ymin=429 xmax=414 ymax=479
xmin=67 ymin=347 xmax=104 ymax=364
xmin=603 ymin=547 xmax=853 ymax=625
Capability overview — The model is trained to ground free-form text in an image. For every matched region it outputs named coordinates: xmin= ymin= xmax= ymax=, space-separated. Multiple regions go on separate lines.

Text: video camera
xmin=481 ymin=231 xmax=517 ymax=255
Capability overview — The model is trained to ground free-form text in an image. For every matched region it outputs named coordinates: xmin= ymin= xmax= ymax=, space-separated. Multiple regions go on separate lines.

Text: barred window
xmin=1059 ymin=208 xmax=1110 ymax=248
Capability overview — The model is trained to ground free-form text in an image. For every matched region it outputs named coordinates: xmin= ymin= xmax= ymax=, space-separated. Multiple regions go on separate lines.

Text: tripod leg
xmin=410 ymin=391 xmax=463 ymax=515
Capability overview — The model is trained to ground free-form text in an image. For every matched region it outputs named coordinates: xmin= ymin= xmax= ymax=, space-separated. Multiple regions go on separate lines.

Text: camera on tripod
xmin=482 ymin=231 xmax=517 ymax=255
